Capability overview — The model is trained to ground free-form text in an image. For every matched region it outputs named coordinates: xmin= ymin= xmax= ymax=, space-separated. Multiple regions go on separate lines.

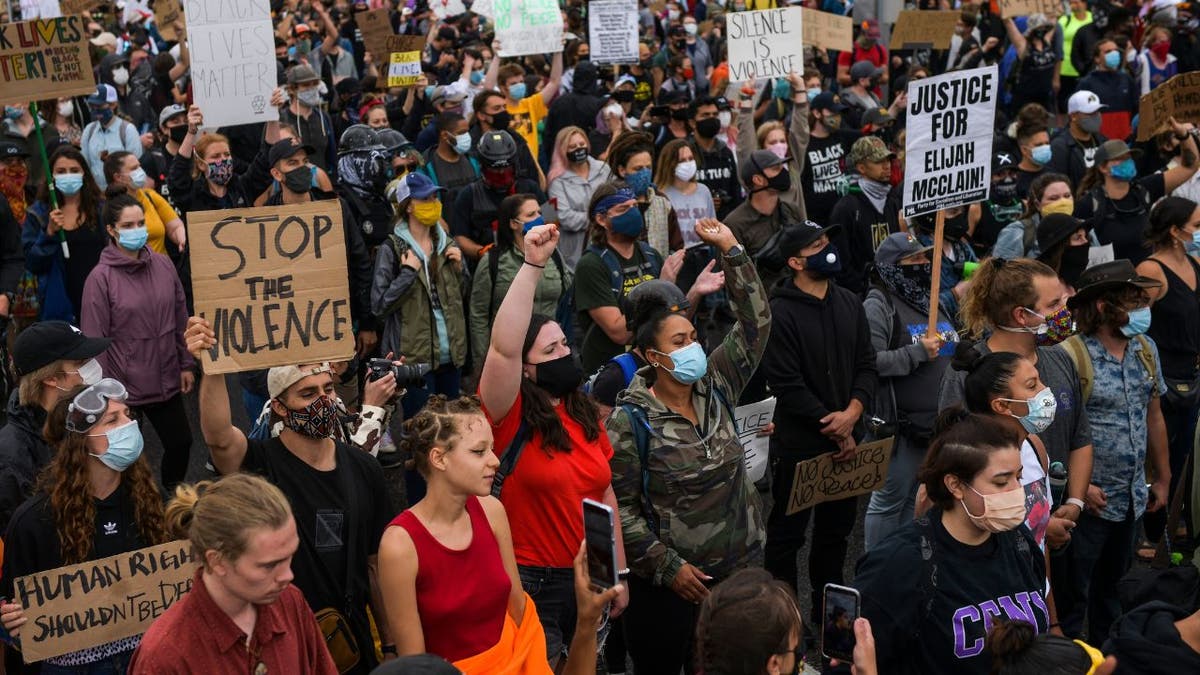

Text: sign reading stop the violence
xmin=188 ymin=201 xmax=355 ymax=374
xmin=903 ymin=65 xmax=998 ymax=218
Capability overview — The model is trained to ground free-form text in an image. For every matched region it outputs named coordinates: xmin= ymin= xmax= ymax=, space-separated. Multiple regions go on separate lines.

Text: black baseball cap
xmin=1068 ymin=259 xmax=1161 ymax=307
xmin=268 ymin=138 xmax=316 ymax=167
xmin=13 ymin=321 xmax=111 ymax=376
xmin=810 ymin=92 xmax=846 ymax=113
xmin=779 ymin=220 xmax=842 ymax=258
xmin=0 ymin=141 xmax=29 ymax=160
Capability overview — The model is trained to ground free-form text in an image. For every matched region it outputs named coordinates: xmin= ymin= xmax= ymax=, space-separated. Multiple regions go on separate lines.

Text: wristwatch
xmin=724 ymin=244 xmax=745 ymax=259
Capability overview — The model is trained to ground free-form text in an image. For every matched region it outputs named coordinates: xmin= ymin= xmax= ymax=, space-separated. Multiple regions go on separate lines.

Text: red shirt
xmin=129 ymin=569 xmax=337 ymax=675
xmin=484 ymin=390 xmax=614 ymax=568
xmin=838 ymin=42 xmax=888 ymax=98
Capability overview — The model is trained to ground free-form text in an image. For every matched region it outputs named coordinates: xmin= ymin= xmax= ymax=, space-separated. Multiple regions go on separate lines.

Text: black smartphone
xmin=649 ymin=105 xmax=668 ymax=119
xmin=821 ymin=583 xmax=861 ymax=662
xmin=582 ymin=498 xmax=618 ymax=590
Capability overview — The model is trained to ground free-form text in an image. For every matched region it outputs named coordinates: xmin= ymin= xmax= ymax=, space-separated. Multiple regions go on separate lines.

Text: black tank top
xmin=1147 ymin=257 xmax=1200 ymax=379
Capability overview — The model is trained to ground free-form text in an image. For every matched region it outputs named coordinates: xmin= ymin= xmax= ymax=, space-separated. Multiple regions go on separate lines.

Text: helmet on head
xmin=339 ymin=124 xmax=386 ymax=154
xmin=375 ymin=128 xmax=411 ymax=156
xmin=477 ymin=130 xmax=517 ymax=168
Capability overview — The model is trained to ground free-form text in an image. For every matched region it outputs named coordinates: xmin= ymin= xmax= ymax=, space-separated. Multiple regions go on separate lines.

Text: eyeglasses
xmin=66 ymin=378 xmax=128 ymax=433
xmin=775 ymin=643 xmax=806 ymax=667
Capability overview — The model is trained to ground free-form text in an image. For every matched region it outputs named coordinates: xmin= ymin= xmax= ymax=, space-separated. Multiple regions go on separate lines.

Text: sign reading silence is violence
xmin=188 ymin=200 xmax=356 ymax=374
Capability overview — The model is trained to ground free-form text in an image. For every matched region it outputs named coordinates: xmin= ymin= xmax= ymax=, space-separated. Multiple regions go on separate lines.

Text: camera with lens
xmin=367 ymin=359 xmax=432 ymax=387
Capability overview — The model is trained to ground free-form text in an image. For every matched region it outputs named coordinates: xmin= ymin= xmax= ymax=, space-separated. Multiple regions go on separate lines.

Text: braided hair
xmin=399 ymin=395 xmax=487 ymax=476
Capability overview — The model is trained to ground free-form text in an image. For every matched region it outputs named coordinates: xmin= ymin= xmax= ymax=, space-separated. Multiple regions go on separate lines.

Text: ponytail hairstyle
xmin=497 ymin=193 xmax=538 ymax=253
xmin=697 ymin=568 xmax=802 ymax=675
xmin=166 ymin=474 xmax=292 ymax=567
xmin=986 ymin=619 xmax=1097 ymax=675
xmin=919 ymin=410 xmax=1023 ymax=511
xmin=1146 ymin=196 xmax=1199 ymax=251
xmin=958 ymin=257 xmax=1059 ymax=337
xmin=587 ymin=181 xmax=623 ymax=247
xmin=102 ymin=187 xmax=142 ymax=232
xmin=953 ymin=345 xmax=1025 ymax=415
xmin=398 ymin=394 xmax=486 ymax=476
xmin=519 ymin=314 xmax=601 ymax=452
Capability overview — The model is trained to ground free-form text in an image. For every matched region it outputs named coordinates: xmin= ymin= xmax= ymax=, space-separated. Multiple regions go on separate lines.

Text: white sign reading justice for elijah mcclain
xmin=588 ymin=0 xmax=639 ymax=65
xmin=726 ymin=7 xmax=803 ymax=82
xmin=903 ymin=65 xmax=998 ymax=218
xmin=184 ymin=0 xmax=279 ymax=128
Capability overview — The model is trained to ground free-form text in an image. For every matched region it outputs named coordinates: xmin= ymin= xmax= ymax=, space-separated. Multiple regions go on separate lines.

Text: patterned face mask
xmin=280 ymin=394 xmax=338 ymax=438
xmin=1033 ymin=306 xmax=1075 ymax=346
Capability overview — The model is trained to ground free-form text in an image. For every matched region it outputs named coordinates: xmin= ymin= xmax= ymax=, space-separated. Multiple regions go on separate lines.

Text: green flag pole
xmin=28 ymin=100 xmax=68 ymax=258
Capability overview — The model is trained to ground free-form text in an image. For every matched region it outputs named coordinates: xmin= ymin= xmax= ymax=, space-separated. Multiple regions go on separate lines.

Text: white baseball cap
xmin=267 ymin=363 xmax=332 ymax=399
xmin=1068 ymin=90 xmax=1108 ymax=114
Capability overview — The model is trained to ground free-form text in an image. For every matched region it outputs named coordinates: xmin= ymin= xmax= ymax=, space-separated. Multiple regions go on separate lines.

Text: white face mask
xmin=674 ymin=159 xmax=697 ymax=181
xmin=57 ymin=101 xmax=74 ymax=118
xmin=112 ymin=67 xmax=129 ymax=86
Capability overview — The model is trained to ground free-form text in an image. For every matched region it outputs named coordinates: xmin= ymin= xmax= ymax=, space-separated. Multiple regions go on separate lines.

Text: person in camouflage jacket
xmin=605 ymin=217 xmax=770 ymax=675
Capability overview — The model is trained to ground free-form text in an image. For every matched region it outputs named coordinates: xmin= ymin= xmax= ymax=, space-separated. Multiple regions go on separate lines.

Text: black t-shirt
xmin=237 ymin=437 xmax=393 ymax=673
xmin=801 ymin=130 xmax=859 ymax=226
xmin=854 ymin=510 xmax=1049 ymax=675
xmin=1076 ymin=174 xmax=1165 ymax=264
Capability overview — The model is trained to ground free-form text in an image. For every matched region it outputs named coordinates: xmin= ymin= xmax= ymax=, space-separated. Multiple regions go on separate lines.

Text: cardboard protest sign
xmin=735 ymin=397 xmax=775 ymax=484
xmin=588 ymin=0 xmax=638 ymax=66
xmin=15 ymin=541 xmax=197 ymax=663
xmin=154 ymin=0 xmax=183 ymax=41
xmin=387 ymin=51 xmax=421 ymax=87
xmin=0 ymin=16 xmax=96 ymax=108
xmin=188 ymin=201 xmax=355 ymax=373
xmin=19 ymin=0 xmax=61 ymax=18
xmin=385 ymin=34 xmax=425 ymax=57
xmin=430 ymin=0 xmax=466 ymax=19
xmin=727 ymin=7 xmax=803 ymax=82
xmin=903 ymin=65 xmax=998 ymax=218
xmin=359 ymin=7 xmax=394 ymax=59
xmin=998 ymin=0 xmax=1062 ymax=19
xmin=184 ymin=0 xmax=278 ymax=128
xmin=493 ymin=0 xmax=563 ymax=57
xmin=59 ymin=0 xmax=99 ymax=16
xmin=801 ymin=7 xmax=852 ymax=53
xmin=889 ymin=10 xmax=959 ymax=50
xmin=1137 ymin=71 xmax=1200 ymax=141
xmin=786 ymin=437 xmax=894 ymax=515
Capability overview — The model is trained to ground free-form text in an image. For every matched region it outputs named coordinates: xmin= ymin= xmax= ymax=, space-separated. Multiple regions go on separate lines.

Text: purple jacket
xmin=81 ymin=245 xmax=194 ymax=405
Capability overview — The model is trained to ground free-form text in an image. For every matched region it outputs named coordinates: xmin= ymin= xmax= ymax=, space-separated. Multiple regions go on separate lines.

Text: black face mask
xmin=670 ymin=107 xmax=689 ymax=121
xmin=168 ymin=125 xmax=188 ymax=144
xmin=992 ymin=177 xmax=1019 ymax=203
xmin=759 ymin=169 xmax=791 ymax=193
xmin=489 ymin=110 xmax=512 ymax=131
xmin=1058 ymin=243 xmax=1090 ymax=287
xmin=567 ymin=147 xmax=589 ymax=163
xmin=531 ymin=354 xmax=583 ymax=397
xmin=673 ymin=39 xmax=687 ymax=50
xmin=695 ymin=117 xmax=721 ymax=138
xmin=282 ymin=165 xmax=311 ymax=193
xmin=613 ymin=90 xmax=635 ymax=103
xmin=944 ymin=213 xmax=969 ymax=240
xmin=901 ymin=262 xmax=933 ymax=283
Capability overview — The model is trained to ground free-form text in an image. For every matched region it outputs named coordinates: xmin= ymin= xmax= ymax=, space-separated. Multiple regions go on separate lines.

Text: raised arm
xmin=1004 ymin=18 xmax=1028 ymax=59
xmin=701 ymin=218 xmax=770 ymax=399
xmin=184 ymin=317 xmax=248 ymax=474
xmin=540 ymin=49 xmax=564 ymax=104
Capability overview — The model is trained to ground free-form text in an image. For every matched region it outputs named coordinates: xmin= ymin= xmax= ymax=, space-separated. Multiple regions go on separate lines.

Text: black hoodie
xmin=0 ymin=391 xmax=49 ymax=533
xmin=545 ymin=61 xmax=606 ymax=149
xmin=760 ymin=276 xmax=876 ymax=457
xmin=1105 ymin=601 xmax=1200 ymax=674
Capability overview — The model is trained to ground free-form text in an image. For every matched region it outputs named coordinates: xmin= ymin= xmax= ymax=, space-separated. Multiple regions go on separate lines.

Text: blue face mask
xmin=4 ymin=106 xmax=23 ymax=121
xmin=654 ymin=341 xmax=708 ymax=385
xmin=1111 ymin=157 xmax=1137 ymax=181
xmin=609 ymin=206 xmax=644 ymax=237
xmin=1104 ymin=50 xmax=1121 ymax=69
xmin=1182 ymin=230 xmax=1200 ymax=255
xmin=509 ymin=82 xmax=527 ymax=101
xmin=1001 ymin=386 xmax=1057 ymax=434
xmin=91 ymin=106 xmax=114 ymax=124
xmin=1121 ymin=306 xmax=1152 ymax=337
xmin=807 ymin=87 xmax=821 ymax=101
xmin=117 ymin=226 xmax=148 ymax=251
xmin=453 ymin=132 xmax=472 ymax=154
xmin=55 ymin=173 xmax=84 ymax=195
xmin=1030 ymin=144 xmax=1052 ymax=166
xmin=521 ymin=214 xmax=546 ymax=233
xmin=625 ymin=167 xmax=652 ymax=196
xmin=88 ymin=420 xmax=144 ymax=472
xmin=470 ymin=71 xmax=484 ymax=86
xmin=773 ymin=78 xmax=792 ymax=99
xmin=424 ymin=85 xmax=436 ymax=100
xmin=128 ymin=167 xmax=147 ymax=189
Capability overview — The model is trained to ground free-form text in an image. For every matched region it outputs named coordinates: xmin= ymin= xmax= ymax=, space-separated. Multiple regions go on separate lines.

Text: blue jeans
xmin=863 ymin=435 xmax=926 ymax=551
xmin=401 ymin=364 xmax=461 ymax=504
xmin=40 ymin=650 xmax=133 ymax=674
xmin=1057 ymin=510 xmax=1138 ymax=641
xmin=518 ymin=565 xmax=577 ymax=665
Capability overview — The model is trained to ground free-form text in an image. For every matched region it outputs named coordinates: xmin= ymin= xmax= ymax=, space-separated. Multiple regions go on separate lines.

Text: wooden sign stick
xmin=927 ymin=209 xmax=946 ymax=337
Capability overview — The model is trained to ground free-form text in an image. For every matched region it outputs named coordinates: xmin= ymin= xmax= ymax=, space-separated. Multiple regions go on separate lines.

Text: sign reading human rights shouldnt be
xmin=903 ymin=65 xmax=998 ymax=218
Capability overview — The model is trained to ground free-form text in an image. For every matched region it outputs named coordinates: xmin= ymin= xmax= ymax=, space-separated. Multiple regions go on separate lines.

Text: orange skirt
xmin=452 ymin=593 xmax=552 ymax=675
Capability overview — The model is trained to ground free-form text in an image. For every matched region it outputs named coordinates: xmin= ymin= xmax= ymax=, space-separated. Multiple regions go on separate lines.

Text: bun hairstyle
xmin=629 ymin=288 xmax=681 ymax=355
xmin=952 ymin=344 xmax=1025 ymax=415
xmin=398 ymin=394 xmax=486 ymax=476
xmin=1147 ymin=196 xmax=1199 ymax=250
xmin=958 ymin=257 xmax=1058 ymax=338
xmin=986 ymin=619 xmax=1095 ymax=675
xmin=919 ymin=411 xmax=1023 ymax=511
xmin=166 ymin=474 xmax=292 ymax=566
xmin=102 ymin=186 xmax=140 ymax=229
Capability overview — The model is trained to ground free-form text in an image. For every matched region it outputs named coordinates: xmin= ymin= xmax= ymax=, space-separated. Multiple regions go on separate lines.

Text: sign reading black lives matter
xmin=189 ymin=201 xmax=356 ymax=374
xmin=903 ymin=65 xmax=998 ymax=218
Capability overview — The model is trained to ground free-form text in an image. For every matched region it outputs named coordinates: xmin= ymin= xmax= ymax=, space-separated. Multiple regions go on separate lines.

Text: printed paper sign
xmin=1137 ymin=71 xmax=1200 ymax=141
xmin=889 ymin=10 xmax=959 ymax=50
xmin=735 ymin=397 xmax=775 ymax=484
xmin=184 ymin=0 xmax=279 ymax=128
xmin=588 ymin=0 xmax=638 ymax=66
xmin=0 ymin=16 xmax=96 ymax=107
xmin=15 ymin=541 xmax=197 ymax=663
xmin=903 ymin=65 xmax=998 ymax=218
xmin=387 ymin=51 xmax=421 ymax=87
xmin=59 ymin=0 xmax=98 ymax=15
xmin=430 ymin=0 xmax=466 ymax=19
xmin=155 ymin=0 xmax=183 ymax=41
xmin=19 ymin=0 xmax=61 ymax=18
xmin=998 ymin=0 xmax=1062 ymax=19
xmin=493 ymin=0 xmax=563 ymax=57
xmin=727 ymin=7 xmax=803 ymax=82
xmin=188 ymin=201 xmax=355 ymax=373
xmin=786 ymin=437 xmax=894 ymax=515
xmin=801 ymin=7 xmax=852 ymax=53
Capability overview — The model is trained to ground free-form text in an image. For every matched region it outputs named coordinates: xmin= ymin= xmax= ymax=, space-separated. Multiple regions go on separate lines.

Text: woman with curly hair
xmin=1 ymin=378 xmax=168 ymax=673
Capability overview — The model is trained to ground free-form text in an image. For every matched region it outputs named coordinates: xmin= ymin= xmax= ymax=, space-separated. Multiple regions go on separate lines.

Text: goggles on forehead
xmin=66 ymin=378 xmax=128 ymax=434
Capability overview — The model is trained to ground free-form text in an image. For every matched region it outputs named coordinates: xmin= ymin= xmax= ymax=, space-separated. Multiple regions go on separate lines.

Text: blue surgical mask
xmin=521 ymin=214 xmax=546 ymax=233
xmin=1031 ymin=144 xmax=1052 ymax=166
xmin=773 ymin=78 xmax=792 ymax=99
xmin=4 ymin=106 xmax=23 ymax=121
xmin=1121 ymin=306 xmax=1152 ymax=337
xmin=1104 ymin=50 xmax=1121 ymax=69
xmin=1111 ymin=157 xmax=1137 ymax=181
xmin=1183 ymin=230 xmax=1200 ymax=255
xmin=654 ymin=341 xmax=708 ymax=384
xmin=128 ymin=167 xmax=147 ymax=189
xmin=424 ymin=85 xmax=436 ymax=100
xmin=55 ymin=174 xmax=84 ymax=195
xmin=1001 ymin=386 xmax=1057 ymax=434
xmin=117 ymin=226 xmax=148 ymax=251
xmin=625 ymin=167 xmax=652 ymax=196
xmin=609 ymin=206 xmax=644 ymax=237
xmin=453 ymin=132 xmax=472 ymax=154
xmin=470 ymin=71 xmax=484 ymax=86
xmin=88 ymin=420 xmax=145 ymax=472
xmin=509 ymin=82 xmax=527 ymax=101
xmin=807 ymin=87 xmax=821 ymax=101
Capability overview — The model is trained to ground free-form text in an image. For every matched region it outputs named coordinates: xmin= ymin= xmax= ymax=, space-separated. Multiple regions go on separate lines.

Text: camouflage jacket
xmin=606 ymin=249 xmax=770 ymax=585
